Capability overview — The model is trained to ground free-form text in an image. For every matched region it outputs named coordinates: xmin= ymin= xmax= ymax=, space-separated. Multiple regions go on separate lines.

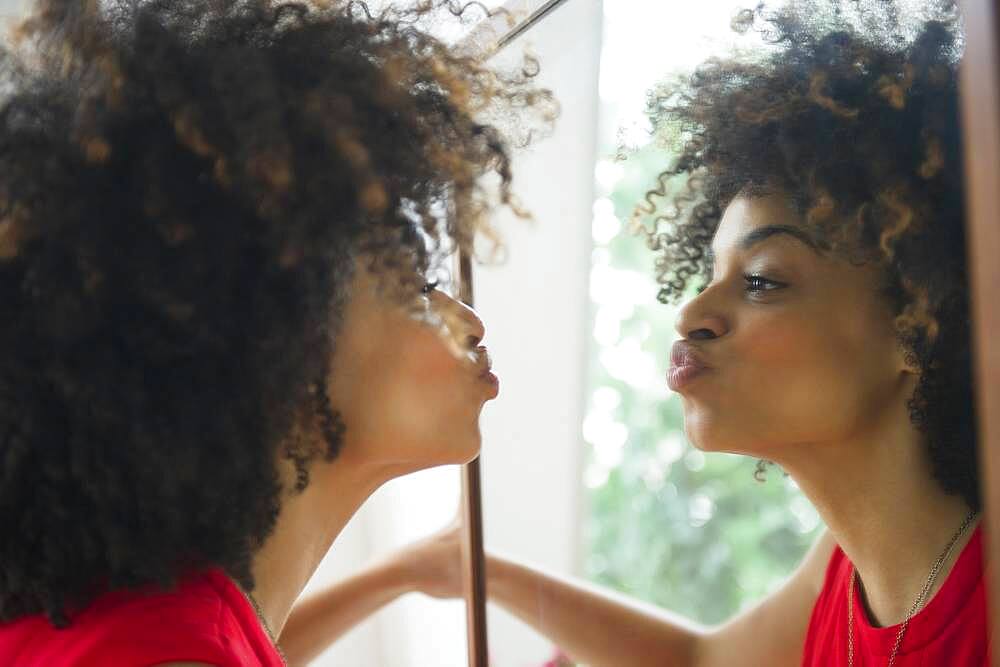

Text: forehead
xmin=712 ymin=194 xmax=809 ymax=255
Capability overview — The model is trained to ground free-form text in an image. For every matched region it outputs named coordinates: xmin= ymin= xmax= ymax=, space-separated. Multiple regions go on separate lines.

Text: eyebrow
xmin=705 ymin=224 xmax=825 ymax=265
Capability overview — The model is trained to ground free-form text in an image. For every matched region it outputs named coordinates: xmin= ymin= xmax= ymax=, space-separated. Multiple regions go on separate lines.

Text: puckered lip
xmin=474 ymin=345 xmax=492 ymax=377
xmin=669 ymin=339 xmax=711 ymax=371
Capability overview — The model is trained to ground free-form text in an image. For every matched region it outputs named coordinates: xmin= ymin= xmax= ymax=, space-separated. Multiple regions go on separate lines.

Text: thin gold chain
xmin=847 ymin=510 xmax=978 ymax=667
xmin=239 ymin=585 xmax=288 ymax=665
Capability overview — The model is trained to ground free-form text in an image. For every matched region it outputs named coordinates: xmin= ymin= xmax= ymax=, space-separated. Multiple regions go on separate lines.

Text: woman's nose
xmin=674 ymin=288 xmax=726 ymax=341
xmin=433 ymin=291 xmax=486 ymax=348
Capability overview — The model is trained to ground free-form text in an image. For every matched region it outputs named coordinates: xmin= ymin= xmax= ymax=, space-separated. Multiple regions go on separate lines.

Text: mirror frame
xmin=457 ymin=3 xmax=579 ymax=665
xmin=957 ymin=0 xmax=1000 ymax=662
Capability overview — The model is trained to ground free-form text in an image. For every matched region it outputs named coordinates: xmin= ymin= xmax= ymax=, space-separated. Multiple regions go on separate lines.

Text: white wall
xmin=0 ymin=0 xmax=23 ymax=16
xmin=475 ymin=1 xmax=603 ymax=664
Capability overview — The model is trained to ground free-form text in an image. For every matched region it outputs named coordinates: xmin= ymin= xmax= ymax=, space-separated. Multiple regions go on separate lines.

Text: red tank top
xmin=0 ymin=568 xmax=284 ymax=666
xmin=801 ymin=524 xmax=990 ymax=666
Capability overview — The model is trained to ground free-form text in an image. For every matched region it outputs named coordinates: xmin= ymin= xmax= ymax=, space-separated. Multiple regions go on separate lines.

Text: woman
xmin=0 ymin=0 xmax=551 ymax=665
xmin=371 ymin=1 xmax=985 ymax=665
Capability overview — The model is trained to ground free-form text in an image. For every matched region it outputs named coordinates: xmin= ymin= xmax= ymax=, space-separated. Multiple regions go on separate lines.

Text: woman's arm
xmin=277 ymin=557 xmax=415 ymax=667
xmin=393 ymin=522 xmax=707 ymax=666
xmin=273 ymin=527 xmax=704 ymax=667
xmin=485 ymin=531 xmax=835 ymax=667
xmin=487 ymin=552 xmax=706 ymax=667
xmin=275 ymin=524 xmax=834 ymax=667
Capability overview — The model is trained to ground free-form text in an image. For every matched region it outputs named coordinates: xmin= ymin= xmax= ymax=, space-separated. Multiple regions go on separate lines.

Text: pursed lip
xmin=474 ymin=346 xmax=493 ymax=378
xmin=475 ymin=345 xmax=499 ymax=398
xmin=667 ymin=340 xmax=711 ymax=391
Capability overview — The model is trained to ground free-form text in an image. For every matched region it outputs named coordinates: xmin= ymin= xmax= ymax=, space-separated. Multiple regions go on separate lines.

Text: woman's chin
xmin=681 ymin=424 xmax=727 ymax=454
xmin=416 ymin=433 xmax=483 ymax=469
xmin=680 ymin=411 xmax=739 ymax=453
xmin=451 ymin=435 xmax=483 ymax=465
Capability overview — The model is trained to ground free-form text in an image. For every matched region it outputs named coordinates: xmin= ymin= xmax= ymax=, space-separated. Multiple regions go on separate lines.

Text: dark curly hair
xmin=635 ymin=0 xmax=978 ymax=510
xmin=0 ymin=0 xmax=552 ymax=625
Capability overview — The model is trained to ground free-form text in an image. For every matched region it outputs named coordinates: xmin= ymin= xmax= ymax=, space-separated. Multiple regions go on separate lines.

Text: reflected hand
xmin=392 ymin=517 xmax=465 ymax=600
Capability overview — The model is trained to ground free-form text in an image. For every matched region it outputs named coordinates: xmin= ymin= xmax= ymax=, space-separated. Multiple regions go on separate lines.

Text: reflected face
xmin=670 ymin=193 xmax=913 ymax=461
xmin=326 ymin=262 xmax=497 ymax=475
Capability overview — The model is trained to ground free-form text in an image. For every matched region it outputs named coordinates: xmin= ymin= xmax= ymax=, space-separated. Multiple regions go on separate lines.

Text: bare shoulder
xmin=794 ymin=529 xmax=838 ymax=597
xmin=696 ymin=530 xmax=837 ymax=667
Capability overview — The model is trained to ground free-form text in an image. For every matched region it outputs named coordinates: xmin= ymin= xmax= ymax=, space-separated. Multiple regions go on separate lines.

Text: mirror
xmin=472 ymin=0 xmax=998 ymax=665
xmin=475 ymin=2 xmax=823 ymax=662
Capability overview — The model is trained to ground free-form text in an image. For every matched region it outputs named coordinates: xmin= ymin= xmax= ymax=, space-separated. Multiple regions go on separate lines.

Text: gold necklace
xmin=846 ymin=510 xmax=978 ymax=667
xmin=239 ymin=586 xmax=288 ymax=666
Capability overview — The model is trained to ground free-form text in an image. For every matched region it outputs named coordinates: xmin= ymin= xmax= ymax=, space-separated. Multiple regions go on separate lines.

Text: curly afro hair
xmin=636 ymin=0 xmax=978 ymax=510
xmin=0 ymin=0 xmax=553 ymax=625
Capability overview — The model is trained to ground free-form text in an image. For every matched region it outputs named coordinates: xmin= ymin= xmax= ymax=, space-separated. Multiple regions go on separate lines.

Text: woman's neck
xmin=245 ymin=454 xmax=395 ymax=639
xmin=779 ymin=404 xmax=975 ymax=627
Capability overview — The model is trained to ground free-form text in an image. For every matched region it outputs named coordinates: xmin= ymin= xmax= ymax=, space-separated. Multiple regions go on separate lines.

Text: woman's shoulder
xmin=799 ymin=530 xmax=842 ymax=599
xmin=0 ymin=569 xmax=266 ymax=667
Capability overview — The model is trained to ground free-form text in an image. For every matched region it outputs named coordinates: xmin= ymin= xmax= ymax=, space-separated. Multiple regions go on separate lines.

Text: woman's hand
xmin=388 ymin=517 xmax=465 ymax=600
xmin=281 ymin=518 xmax=472 ymax=665
xmin=280 ymin=520 xmax=465 ymax=664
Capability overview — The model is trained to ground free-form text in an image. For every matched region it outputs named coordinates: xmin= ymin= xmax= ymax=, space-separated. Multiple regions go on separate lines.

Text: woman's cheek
xmin=723 ymin=319 xmax=832 ymax=414
xmin=736 ymin=309 xmax=808 ymax=360
xmin=405 ymin=316 xmax=475 ymax=375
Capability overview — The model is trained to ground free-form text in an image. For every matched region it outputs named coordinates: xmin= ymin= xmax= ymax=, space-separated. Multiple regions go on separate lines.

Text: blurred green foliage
xmin=581 ymin=139 xmax=824 ymax=625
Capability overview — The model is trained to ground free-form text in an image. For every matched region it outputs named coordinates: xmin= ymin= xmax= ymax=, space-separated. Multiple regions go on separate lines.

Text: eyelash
xmin=421 ymin=280 xmax=440 ymax=295
xmin=743 ymin=273 xmax=782 ymax=295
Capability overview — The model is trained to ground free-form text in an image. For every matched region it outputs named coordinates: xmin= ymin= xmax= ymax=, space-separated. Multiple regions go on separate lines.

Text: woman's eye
xmin=421 ymin=280 xmax=440 ymax=295
xmin=743 ymin=274 xmax=783 ymax=295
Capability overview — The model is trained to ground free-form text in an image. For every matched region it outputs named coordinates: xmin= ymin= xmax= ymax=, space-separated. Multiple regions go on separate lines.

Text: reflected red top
xmin=0 ymin=568 xmax=284 ymax=667
xmin=802 ymin=524 xmax=990 ymax=666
